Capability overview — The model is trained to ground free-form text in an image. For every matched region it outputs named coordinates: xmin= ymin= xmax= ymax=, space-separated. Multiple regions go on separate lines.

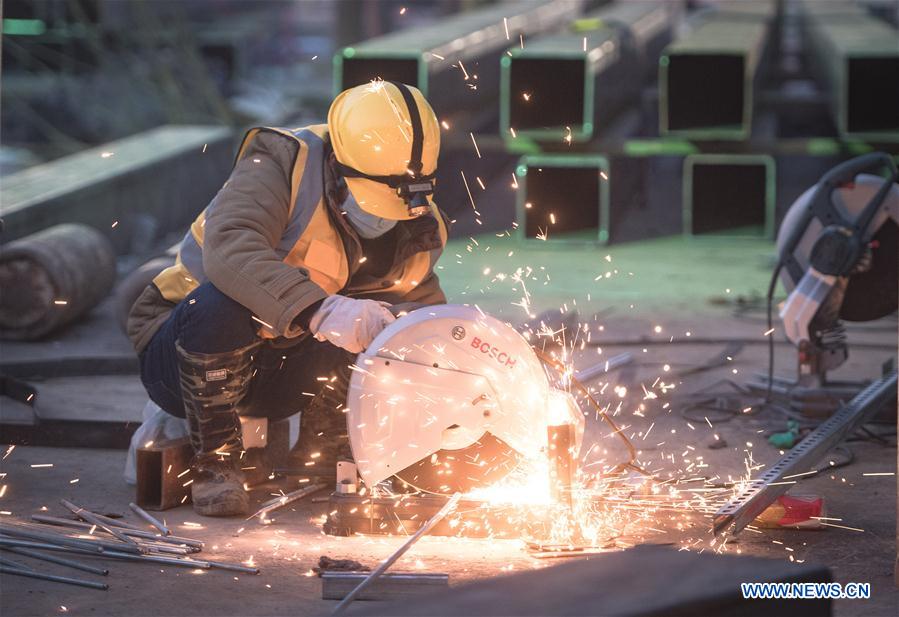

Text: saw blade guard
xmin=347 ymin=304 xmax=584 ymax=490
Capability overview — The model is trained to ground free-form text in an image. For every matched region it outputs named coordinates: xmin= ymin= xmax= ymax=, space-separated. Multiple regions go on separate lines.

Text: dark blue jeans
xmin=139 ymin=282 xmax=351 ymax=421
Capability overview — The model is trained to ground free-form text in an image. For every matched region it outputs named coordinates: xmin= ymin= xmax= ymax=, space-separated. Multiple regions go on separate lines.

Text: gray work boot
xmin=289 ymin=358 xmax=354 ymax=481
xmin=177 ymin=341 xmax=259 ymax=517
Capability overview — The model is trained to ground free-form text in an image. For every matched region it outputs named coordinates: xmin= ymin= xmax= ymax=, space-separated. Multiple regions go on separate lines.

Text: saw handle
xmin=820 ymin=152 xmax=897 ymax=189
xmin=388 ymin=302 xmax=429 ymax=317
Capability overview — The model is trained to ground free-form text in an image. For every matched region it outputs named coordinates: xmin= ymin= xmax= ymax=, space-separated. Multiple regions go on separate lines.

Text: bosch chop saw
xmin=322 ymin=303 xmax=591 ymax=537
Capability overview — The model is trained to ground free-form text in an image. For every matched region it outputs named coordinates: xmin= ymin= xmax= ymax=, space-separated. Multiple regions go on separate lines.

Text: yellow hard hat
xmin=328 ymin=81 xmax=440 ymax=220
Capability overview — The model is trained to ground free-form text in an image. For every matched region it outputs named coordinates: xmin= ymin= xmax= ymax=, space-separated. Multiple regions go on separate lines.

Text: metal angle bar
xmin=713 ymin=370 xmax=897 ymax=536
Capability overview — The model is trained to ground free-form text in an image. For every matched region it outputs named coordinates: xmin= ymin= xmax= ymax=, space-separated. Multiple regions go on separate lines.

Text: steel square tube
xmin=501 ymin=1 xmax=678 ymax=141
xmin=515 ymin=155 xmax=610 ymax=245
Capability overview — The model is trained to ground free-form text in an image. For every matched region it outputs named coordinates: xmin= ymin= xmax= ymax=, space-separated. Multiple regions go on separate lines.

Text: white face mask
xmin=341 ymin=192 xmax=397 ymax=239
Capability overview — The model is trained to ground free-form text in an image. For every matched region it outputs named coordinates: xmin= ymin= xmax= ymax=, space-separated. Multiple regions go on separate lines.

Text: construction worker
xmin=127 ymin=82 xmax=448 ymax=516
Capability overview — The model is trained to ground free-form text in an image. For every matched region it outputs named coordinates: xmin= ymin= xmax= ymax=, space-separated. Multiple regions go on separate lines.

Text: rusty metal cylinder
xmin=0 ymin=223 xmax=116 ymax=340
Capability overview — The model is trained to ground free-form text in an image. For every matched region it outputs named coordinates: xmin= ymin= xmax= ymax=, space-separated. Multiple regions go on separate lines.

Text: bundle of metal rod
xmin=660 ymin=0 xmax=776 ymax=140
xmin=0 ymin=535 xmax=256 ymax=573
xmin=249 ymin=482 xmax=327 ymax=521
xmin=0 ymin=536 xmax=207 ymax=569
xmin=335 ymin=0 xmax=584 ymax=132
xmin=800 ymin=0 xmax=899 ymax=140
xmin=31 ymin=515 xmax=203 ymax=548
xmin=1 ymin=521 xmax=181 ymax=556
xmin=502 ymin=1 xmax=678 ymax=141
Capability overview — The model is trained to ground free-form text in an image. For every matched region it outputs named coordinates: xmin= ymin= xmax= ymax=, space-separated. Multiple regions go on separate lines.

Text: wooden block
xmin=136 ymin=437 xmax=193 ymax=510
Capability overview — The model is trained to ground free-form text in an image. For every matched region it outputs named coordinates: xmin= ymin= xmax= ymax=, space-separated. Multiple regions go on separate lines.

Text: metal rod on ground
xmin=203 ymin=559 xmax=260 ymax=575
xmin=0 ymin=537 xmax=105 ymax=555
xmin=91 ymin=513 xmax=142 ymax=531
xmin=573 ymin=352 xmax=634 ymax=383
xmin=0 ymin=525 xmax=106 ymax=553
xmin=61 ymin=499 xmax=143 ymax=551
xmin=32 ymin=515 xmax=203 ymax=547
xmin=2 ymin=546 xmax=109 ymax=576
xmin=2 ymin=523 xmax=144 ymax=554
xmin=248 ymin=482 xmax=327 ymax=521
xmin=100 ymin=551 xmax=211 ymax=569
xmin=140 ymin=544 xmax=195 ymax=555
xmin=129 ymin=502 xmax=171 ymax=536
xmin=0 ymin=554 xmax=33 ymax=569
xmin=331 ymin=493 xmax=462 ymax=615
xmin=0 ymin=565 xmax=109 ymax=590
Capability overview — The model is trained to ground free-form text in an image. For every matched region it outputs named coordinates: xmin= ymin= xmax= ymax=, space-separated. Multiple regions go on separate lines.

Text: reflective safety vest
xmin=152 ymin=125 xmax=447 ymax=336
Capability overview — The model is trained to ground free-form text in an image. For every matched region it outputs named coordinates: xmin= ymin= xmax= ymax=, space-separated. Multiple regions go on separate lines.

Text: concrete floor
xmin=1 ymin=234 xmax=897 ymax=616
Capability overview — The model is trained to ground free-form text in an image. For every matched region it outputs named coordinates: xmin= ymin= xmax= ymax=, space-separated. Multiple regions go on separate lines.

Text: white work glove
xmin=308 ymin=295 xmax=395 ymax=353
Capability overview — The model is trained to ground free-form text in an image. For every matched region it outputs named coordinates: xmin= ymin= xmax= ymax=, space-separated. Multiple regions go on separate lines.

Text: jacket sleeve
xmin=202 ymin=132 xmax=329 ymax=337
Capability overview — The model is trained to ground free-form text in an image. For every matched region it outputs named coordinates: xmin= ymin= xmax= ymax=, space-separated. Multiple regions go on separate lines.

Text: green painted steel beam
xmin=501 ymin=2 xmax=676 ymax=142
xmin=515 ymin=154 xmax=611 ymax=245
xmin=659 ymin=3 xmax=774 ymax=141
xmin=332 ymin=0 xmax=582 ymax=96
xmin=801 ymin=4 xmax=899 ymax=141
xmin=2 ymin=18 xmax=47 ymax=36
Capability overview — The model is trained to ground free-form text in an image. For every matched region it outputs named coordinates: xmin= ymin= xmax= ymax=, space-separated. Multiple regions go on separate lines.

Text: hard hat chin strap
xmin=335 ymin=81 xmax=435 ymax=217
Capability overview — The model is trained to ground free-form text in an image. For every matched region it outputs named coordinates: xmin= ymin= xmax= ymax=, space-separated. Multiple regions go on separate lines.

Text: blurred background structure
xmin=1 ymin=0 xmax=898 ymax=443
xmin=1 ymin=3 xmax=898 ymax=614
